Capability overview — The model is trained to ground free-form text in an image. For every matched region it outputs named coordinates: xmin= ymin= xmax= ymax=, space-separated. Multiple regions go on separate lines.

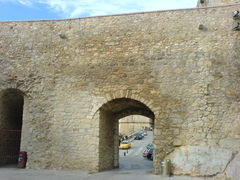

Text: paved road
xmin=119 ymin=131 xmax=153 ymax=171
xmin=0 ymin=131 xmax=213 ymax=180
xmin=0 ymin=166 xmax=212 ymax=180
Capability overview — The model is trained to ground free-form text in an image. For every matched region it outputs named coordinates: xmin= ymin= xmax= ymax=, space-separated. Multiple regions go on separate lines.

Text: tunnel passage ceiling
xmin=99 ymin=98 xmax=155 ymax=120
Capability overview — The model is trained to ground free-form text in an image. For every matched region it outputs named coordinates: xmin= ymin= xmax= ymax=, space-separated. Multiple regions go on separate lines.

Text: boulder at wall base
xmin=225 ymin=153 xmax=240 ymax=180
xmin=166 ymin=145 xmax=234 ymax=176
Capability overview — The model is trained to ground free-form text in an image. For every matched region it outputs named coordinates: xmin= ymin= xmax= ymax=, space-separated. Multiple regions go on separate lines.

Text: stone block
xmin=225 ymin=153 xmax=240 ymax=180
xmin=173 ymin=139 xmax=182 ymax=147
xmin=167 ymin=145 xmax=234 ymax=176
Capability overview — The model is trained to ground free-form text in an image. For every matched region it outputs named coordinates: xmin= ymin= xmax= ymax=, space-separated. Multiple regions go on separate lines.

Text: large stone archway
xmin=0 ymin=88 xmax=24 ymax=166
xmin=95 ymin=98 xmax=155 ymax=171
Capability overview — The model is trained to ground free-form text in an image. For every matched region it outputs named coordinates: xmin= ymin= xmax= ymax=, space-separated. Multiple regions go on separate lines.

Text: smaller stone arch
xmin=94 ymin=97 xmax=155 ymax=171
xmin=0 ymin=88 xmax=25 ymax=166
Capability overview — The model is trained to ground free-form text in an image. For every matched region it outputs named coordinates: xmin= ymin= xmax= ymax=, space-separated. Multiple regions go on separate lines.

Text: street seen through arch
xmin=118 ymin=115 xmax=153 ymax=171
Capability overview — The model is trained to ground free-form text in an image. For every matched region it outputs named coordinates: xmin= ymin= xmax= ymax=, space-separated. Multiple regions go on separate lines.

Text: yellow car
xmin=119 ymin=141 xmax=131 ymax=149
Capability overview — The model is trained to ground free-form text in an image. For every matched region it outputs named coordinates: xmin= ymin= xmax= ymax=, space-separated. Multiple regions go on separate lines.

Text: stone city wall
xmin=197 ymin=0 xmax=240 ymax=7
xmin=0 ymin=4 xmax=239 ymax=179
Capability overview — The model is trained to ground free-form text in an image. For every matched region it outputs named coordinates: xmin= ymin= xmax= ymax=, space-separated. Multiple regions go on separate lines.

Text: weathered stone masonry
xmin=0 ymin=1 xmax=239 ymax=179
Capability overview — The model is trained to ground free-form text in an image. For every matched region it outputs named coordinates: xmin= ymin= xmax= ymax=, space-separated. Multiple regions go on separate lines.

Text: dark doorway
xmin=0 ymin=89 xmax=24 ymax=167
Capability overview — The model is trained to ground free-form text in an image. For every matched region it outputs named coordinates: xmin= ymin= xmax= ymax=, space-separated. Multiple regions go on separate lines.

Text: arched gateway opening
xmin=0 ymin=89 xmax=24 ymax=167
xmin=97 ymin=98 xmax=155 ymax=171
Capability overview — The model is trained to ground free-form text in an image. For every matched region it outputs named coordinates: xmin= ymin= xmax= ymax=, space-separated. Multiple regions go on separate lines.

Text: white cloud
xmin=18 ymin=0 xmax=32 ymax=6
xmin=0 ymin=0 xmax=31 ymax=5
xmin=1 ymin=0 xmax=197 ymax=18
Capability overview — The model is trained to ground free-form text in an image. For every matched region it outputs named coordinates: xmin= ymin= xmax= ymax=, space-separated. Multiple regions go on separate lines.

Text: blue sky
xmin=0 ymin=0 xmax=197 ymax=21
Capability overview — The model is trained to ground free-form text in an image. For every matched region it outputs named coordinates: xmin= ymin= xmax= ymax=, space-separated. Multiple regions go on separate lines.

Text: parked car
xmin=134 ymin=134 xmax=143 ymax=140
xmin=119 ymin=141 xmax=131 ymax=149
xmin=143 ymin=148 xmax=150 ymax=157
xmin=142 ymin=131 xmax=148 ymax=136
xmin=146 ymin=143 xmax=153 ymax=149
xmin=143 ymin=148 xmax=153 ymax=160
